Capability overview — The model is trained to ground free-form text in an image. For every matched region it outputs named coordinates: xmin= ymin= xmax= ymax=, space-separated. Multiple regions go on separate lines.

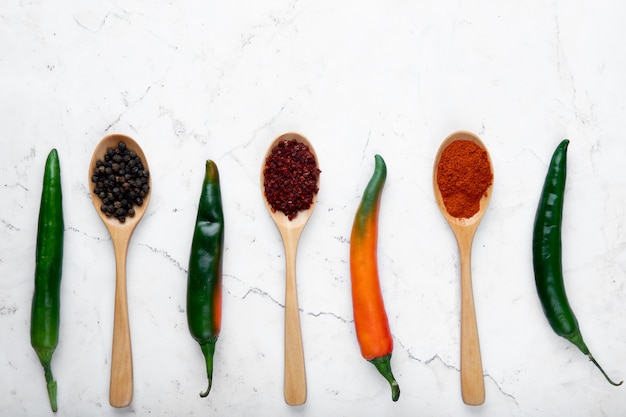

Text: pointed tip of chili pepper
xmin=587 ymin=353 xmax=623 ymax=387
xmin=46 ymin=148 xmax=60 ymax=169
xmin=205 ymin=160 xmax=219 ymax=182
xmin=373 ymin=154 xmax=386 ymax=174
xmin=369 ymin=354 xmax=400 ymax=402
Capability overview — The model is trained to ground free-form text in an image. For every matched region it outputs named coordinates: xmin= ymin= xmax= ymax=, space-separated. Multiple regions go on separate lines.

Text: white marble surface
xmin=2 ymin=1 xmax=626 ymax=416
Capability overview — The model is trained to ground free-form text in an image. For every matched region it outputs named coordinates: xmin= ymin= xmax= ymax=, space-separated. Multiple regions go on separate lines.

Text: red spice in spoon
xmin=263 ymin=139 xmax=321 ymax=220
xmin=436 ymin=140 xmax=493 ymax=219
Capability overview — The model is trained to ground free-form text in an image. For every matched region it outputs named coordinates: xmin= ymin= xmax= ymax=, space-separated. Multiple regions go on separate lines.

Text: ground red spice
xmin=263 ymin=139 xmax=321 ymax=220
xmin=436 ymin=140 xmax=493 ymax=218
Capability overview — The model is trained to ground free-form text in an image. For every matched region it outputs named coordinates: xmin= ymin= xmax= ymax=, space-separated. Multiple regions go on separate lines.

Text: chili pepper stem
xmin=44 ymin=363 xmax=58 ymax=412
xmin=199 ymin=338 xmax=217 ymax=397
xmin=35 ymin=349 xmax=57 ymax=412
xmin=566 ymin=330 xmax=623 ymax=386
xmin=587 ymin=354 xmax=624 ymax=387
xmin=586 ymin=354 xmax=623 ymax=386
xmin=369 ymin=354 xmax=400 ymax=401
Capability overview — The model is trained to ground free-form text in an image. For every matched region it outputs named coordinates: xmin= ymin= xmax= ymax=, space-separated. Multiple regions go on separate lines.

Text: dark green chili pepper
xmin=31 ymin=149 xmax=64 ymax=412
xmin=533 ymin=139 xmax=622 ymax=386
xmin=187 ymin=160 xmax=225 ymax=397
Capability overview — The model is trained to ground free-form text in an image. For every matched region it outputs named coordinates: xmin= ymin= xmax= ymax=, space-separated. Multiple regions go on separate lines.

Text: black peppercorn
xmin=91 ymin=141 xmax=150 ymax=222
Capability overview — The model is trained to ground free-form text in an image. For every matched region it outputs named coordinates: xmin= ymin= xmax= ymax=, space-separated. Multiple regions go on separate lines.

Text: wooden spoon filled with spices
xmin=260 ymin=132 xmax=321 ymax=406
xmin=88 ymin=134 xmax=151 ymax=408
xmin=433 ymin=130 xmax=493 ymax=406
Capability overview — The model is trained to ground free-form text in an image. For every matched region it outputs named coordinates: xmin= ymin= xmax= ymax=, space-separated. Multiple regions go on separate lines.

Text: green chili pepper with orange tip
xmin=31 ymin=149 xmax=64 ymax=412
xmin=533 ymin=139 xmax=622 ymax=386
xmin=187 ymin=160 xmax=225 ymax=397
xmin=349 ymin=154 xmax=400 ymax=401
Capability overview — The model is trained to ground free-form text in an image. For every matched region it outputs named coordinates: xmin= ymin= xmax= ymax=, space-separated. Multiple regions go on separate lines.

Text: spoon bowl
xmin=88 ymin=133 xmax=151 ymax=408
xmin=433 ymin=130 xmax=493 ymax=406
xmin=260 ymin=132 xmax=320 ymax=406
xmin=433 ymin=131 xmax=493 ymax=228
xmin=89 ymin=134 xmax=151 ymax=230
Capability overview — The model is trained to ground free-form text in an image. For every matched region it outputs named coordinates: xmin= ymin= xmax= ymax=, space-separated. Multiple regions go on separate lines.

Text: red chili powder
xmin=263 ymin=139 xmax=321 ymax=220
xmin=436 ymin=140 xmax=493 ymax=218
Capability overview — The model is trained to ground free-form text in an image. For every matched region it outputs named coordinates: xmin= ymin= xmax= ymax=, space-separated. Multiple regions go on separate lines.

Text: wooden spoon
xmin=88 ymin=133 xmax=151 ymax=408
xmin=260 ymin=132 xmax=320 ymax=406
xmin=433 ymin=130 xmax=493 ymax=406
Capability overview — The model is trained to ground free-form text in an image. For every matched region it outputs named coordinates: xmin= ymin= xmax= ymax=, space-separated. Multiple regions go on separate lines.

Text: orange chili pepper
xmin=350 ymin=154 xmax=400 ymax=401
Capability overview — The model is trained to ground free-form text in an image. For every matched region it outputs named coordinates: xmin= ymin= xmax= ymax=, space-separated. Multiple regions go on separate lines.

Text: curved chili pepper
xmin=187 ymin=160 xmax=225 ymax=397
xmin=31 ymin=149 xmax=64 ymax=412
xmin=533 ymin=139 xmax=622 ymax=386
xmin=350 ymin=154 xmax=400 ymax=401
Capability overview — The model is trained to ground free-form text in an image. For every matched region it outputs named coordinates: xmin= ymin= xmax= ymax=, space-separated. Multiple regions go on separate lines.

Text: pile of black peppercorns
xmin=91 ymin=141 xmax=150 ymax=223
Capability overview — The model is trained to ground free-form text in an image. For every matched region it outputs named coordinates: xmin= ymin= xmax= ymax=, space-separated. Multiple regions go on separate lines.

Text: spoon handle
xmin=283 ymin=235 xmax=307 ymax=406
xmin=458 ymin=235 xmax=485 ymax=406
xmin=109 ymin=236 xmax=133 ymax=408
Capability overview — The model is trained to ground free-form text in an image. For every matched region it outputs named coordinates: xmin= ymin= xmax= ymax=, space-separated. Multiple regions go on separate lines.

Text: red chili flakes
xmin=263 ymin=139 xmax=321 ymax=220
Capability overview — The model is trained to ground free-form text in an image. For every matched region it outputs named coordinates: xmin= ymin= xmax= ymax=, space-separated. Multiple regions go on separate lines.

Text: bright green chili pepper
xmin=187 ymin=160 xmax=225 ymax=397
xmin=533 ymin=139 xmax=622 ymax=386
xmin=31 ymin=149 xmax=64 ymax=412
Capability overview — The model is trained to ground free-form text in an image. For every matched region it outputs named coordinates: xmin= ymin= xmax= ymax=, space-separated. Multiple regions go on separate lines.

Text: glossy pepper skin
xmin=350 ymin=154 xmax=400 ymax=401
xmin=31 ymin=149 xmax=64 ymax=412
xmin=533 ymin=139 xmax=622 ymax=386
xmin=187 ymin=160 xmax=225 ymax=397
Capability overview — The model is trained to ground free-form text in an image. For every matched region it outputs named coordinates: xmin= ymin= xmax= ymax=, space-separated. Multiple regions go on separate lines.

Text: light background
xmin=2 ymin=1 xmax=626 ymax=416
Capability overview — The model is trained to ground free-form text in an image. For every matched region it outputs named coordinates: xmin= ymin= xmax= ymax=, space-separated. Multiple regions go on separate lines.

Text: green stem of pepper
xmin=567 ymin=331 xmax=622 ymax=386
xmin=43 ymin=362 xmax=58 ymax=412
xmin=588 ymin=354 xmax=622 ymax=386
xmin=34 ymin=348 xmax=58 ymax=412
xmin=533 ymin=139 xmax=622 ymax=386
xmin=369 ymin=354 xmax=400 ymax=402
xmin=199 ymin=338 xmax=217 ymax=397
